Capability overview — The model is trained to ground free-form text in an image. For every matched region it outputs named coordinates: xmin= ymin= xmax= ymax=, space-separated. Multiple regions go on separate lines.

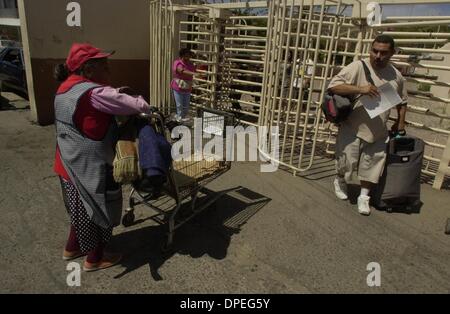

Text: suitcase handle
xmin=389 ymin=137 xmax=415 ymax=154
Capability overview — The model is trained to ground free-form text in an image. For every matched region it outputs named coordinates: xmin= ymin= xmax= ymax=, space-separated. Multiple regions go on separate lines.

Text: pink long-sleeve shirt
xmin=90 ymin=86 xmax=152 ymax=115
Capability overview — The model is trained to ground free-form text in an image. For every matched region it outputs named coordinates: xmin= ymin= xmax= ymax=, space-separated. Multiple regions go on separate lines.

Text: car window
xmin=0 ymin=40 xmax=19 ymax=47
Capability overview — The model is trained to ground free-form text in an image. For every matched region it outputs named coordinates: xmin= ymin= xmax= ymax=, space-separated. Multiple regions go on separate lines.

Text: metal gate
xmin=150 ymin=0 xmax=450 ymax=189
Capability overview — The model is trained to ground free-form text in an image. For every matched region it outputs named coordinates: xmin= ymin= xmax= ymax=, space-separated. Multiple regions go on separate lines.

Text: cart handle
xmin=138 ymin=111 xmax=165 ymax=130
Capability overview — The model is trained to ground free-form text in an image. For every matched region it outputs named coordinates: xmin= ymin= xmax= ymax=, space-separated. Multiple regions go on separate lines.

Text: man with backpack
xmin=327 ymin=35 xmax=408 ymax=216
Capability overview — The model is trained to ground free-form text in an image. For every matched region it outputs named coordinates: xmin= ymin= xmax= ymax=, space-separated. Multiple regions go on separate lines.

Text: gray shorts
xmin=335 ymin=125 xmax=388 ymax=184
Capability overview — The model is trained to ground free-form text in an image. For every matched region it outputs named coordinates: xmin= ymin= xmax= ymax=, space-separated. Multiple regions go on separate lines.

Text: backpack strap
xmin=361 ymin=60 xmax=376 ymax=86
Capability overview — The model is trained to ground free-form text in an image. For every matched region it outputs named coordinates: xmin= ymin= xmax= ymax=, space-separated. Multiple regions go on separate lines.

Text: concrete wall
xmin=429 ymin=42 xmax=450 ymax=100
xmin=18 ymin=0 xmax=150 ymax=125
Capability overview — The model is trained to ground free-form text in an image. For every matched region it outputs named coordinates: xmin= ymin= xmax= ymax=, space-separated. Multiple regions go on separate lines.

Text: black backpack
xmin=322 ymin=60 xmax=373 ymax=123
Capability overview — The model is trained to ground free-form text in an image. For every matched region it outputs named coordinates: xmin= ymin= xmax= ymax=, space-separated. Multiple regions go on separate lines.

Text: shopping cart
xmin=122 ymin=108 xmax=235 ymax=251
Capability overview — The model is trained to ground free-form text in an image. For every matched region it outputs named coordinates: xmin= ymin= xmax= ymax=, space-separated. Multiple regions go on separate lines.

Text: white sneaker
xmin=334 ymin=177 xmax=348 ymax=200
xmin=357 ymin=195 xmax=371 ymax=216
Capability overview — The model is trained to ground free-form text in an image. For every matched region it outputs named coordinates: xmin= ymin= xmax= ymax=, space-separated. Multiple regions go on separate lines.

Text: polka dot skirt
xmin=60 ymin=177 xmax=112 ymax=253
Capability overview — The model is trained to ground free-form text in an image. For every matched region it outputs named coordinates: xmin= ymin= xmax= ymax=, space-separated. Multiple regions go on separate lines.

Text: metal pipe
xmin=370 ymin=19 xmax=450 ymax=29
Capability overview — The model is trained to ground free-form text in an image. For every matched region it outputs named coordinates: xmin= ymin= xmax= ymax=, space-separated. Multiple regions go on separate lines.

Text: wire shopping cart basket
xmin=122 ymin=108 xmax=235 ymax=251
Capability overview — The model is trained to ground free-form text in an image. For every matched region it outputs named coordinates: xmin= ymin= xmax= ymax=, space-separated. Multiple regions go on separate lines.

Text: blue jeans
xmin=173 ymin=90 xmax=191 ymax=119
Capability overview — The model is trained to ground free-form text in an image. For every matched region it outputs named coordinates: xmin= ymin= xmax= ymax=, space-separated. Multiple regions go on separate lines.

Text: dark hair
xmin=54 ymin=58 xmax=106 ymax=82
xmin=77 ymin=58 xmax=105 ymax=74
xmin=372 ymin=35 xmax=395 ymax=51
xmin=54 ymin=63 xmax=69 ymax=82
xmin=179 ymin=48 xmax=193 ymax=58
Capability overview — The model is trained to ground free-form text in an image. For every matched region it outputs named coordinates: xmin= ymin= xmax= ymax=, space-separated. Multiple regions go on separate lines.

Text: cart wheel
xmin=445 ymin=219 xmax=450 ymax=235
xmin=122 ymin=212 xmax=135 ymax=227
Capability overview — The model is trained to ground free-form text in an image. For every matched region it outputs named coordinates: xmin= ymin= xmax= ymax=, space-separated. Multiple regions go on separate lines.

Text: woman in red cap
xmin=54 ymin=43 xmax=153 ymax=272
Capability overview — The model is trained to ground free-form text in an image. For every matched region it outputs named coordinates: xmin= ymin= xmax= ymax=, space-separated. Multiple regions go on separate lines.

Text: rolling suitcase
xmin=371 ymin=135 xmax=424 ymax=212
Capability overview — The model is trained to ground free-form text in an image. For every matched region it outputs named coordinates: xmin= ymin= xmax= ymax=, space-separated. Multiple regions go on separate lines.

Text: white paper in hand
xmin=360 ymin=82 xmax=402 ymax=119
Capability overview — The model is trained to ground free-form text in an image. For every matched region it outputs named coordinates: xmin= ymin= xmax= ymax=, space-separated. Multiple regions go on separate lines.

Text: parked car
xmin=0 ymin=46 xmax=28 ymax=99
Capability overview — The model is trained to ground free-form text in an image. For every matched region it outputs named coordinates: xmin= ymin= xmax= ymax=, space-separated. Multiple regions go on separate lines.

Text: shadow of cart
xmin=111 ymin=186 xmax=271 ymax=281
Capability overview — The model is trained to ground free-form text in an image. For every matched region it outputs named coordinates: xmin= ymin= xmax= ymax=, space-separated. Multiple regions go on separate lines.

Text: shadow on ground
xmin=111 ymin=186 xmax=271 ymax=281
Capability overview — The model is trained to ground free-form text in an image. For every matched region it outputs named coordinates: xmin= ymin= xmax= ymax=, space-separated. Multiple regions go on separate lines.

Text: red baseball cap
xmin=66 ymin=43 xmax=114 ymax=72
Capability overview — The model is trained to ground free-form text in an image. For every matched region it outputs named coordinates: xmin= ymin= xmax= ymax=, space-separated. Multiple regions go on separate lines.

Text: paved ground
xmin=1 ymin=95 xmax=450 ymax=293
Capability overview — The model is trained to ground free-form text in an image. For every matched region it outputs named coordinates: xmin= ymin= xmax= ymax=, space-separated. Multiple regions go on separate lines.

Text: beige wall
xmin=19 ymin=0 xmax=150 ymax=125
xmin=23 ymin=0 xmax=149 ymax=60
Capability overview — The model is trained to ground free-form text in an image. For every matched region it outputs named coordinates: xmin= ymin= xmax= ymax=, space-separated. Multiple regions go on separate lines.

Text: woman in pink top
xmin=171 ymin=48 xmax=197 ymax=121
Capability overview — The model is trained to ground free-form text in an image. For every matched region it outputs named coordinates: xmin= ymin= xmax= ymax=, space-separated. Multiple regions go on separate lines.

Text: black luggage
xmin=371 ymin=135 xmax=424 ymax=212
